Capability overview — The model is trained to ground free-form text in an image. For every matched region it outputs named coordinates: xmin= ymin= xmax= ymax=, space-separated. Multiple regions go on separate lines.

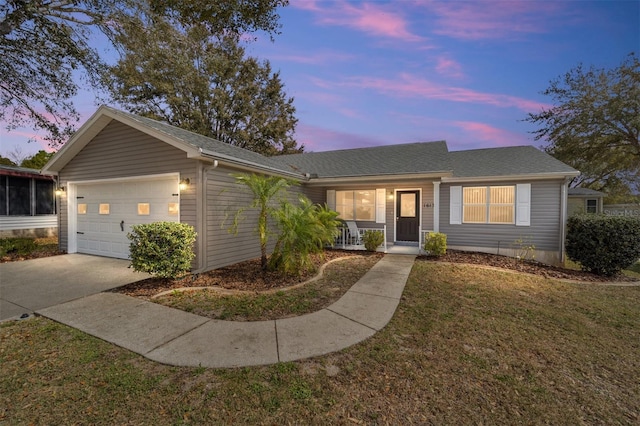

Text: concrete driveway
xmin=0 ymin=254 xmax=148 ymax=321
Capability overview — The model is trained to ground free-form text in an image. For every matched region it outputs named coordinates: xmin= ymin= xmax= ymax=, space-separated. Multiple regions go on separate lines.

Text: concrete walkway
xmin=37 ymin=254 xmax=415 ymax=368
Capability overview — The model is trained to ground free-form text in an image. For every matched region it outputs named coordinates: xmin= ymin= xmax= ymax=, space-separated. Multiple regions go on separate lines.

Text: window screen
xmin=35 ymin=180 xmax=54 ymax=215
xmin=8 ymin=177 xmax=30 ymax=215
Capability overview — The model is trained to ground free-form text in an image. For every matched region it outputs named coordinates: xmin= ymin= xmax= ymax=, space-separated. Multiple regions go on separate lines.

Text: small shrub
xmin=0 ymin=238 xmax=37 ymax=256
xmin=127 ymin=222 xmax=197 ymax=279
xmin=513 ymin=236 xmax=536 ymax=262
xmin=363 ymin=230 xmax=384 ymax=251
xmin=424 ymin=232 xmax=447 ymax=256
xmin=566 ymin=214 xmax=640 ymax=276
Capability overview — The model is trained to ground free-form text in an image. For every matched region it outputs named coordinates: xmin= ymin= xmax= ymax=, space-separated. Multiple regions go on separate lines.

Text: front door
xmin=396 ymin=190 xmax=420 ymax=242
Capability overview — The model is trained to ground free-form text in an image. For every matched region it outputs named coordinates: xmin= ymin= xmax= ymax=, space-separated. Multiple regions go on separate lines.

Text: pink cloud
xmin=292 ymin=0 xmax=424 ymax=43
xmin=426 ymin=1 xmax=568 ymax=40
xmin=435 ymin=56 xmax=465 ymax=79
xmin=269 ymin=50 xmax=354 ymax=65
xmin=452 ymin=121 xmax=530 ymax=149
xmin=316 ymin=73 xmax=550 ymax=112
xmin=295 ymin=123 xmax=387 ymax=152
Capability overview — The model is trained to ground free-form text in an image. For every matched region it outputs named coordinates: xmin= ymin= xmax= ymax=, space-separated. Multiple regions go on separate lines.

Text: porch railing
xmin=419 ymin=227 xmax=435 ymax=254
xmin=335 ymin=224 xmax=387 ymax=253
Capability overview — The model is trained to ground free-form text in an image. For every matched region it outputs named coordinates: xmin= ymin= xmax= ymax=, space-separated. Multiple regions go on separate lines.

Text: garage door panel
xmin=76 ymin=178 xmax=179 ymax=259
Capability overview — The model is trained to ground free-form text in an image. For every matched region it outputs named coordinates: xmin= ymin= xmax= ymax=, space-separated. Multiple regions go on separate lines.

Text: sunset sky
xmin=1 ymin=0 xmax=638 ymax=159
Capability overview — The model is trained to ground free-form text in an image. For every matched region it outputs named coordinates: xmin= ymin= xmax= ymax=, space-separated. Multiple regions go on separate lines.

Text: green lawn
xmin=1 ymin=261 xmax=638 ymax=424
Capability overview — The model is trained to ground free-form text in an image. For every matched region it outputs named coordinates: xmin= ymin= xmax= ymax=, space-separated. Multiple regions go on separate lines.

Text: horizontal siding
xmin=302 ymin=185 xmax=326 ymax=205
xmin=59 ymin=121 xmax=200 ymax=257
xmin=0 ymin=215 xmax=57 ymax=231
xmin=440 ymin=180 xmax=563 ymax=252
xmin=205 ymin=168 xmax=277 ymax=270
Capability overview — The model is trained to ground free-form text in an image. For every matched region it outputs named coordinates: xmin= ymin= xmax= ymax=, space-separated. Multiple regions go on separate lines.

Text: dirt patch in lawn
xmin=423 ymin=250 xmax=639 ymax=283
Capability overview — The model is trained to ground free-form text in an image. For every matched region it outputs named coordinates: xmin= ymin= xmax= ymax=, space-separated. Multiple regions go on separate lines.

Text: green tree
xmin=104 ymin=18 xmax=301 ymax=156
xmin=269 ymin=196 xmax=340 ymax=276
xmin=20 ymin=150 xmax=55 ymax=169
xmin=1 ymin=0 xmax=288 ymax=146
xmin=0 ymin=155 xmax=16 ymax=166
xmin=229 ymin=173 xmax=294 ymax=270
xmin=525 ymin=53 xmax=640 ymax=197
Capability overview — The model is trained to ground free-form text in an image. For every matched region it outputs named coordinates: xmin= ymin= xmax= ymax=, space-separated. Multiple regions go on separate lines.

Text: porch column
xmin=433 ymin=181 xmax=440 ymax=233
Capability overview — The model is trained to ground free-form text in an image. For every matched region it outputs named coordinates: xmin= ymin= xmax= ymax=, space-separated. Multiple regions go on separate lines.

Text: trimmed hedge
xmin=566 ymin=214 xmax=640 ymax=276
xmin=127 ymin=222 xmax=196 ymax=279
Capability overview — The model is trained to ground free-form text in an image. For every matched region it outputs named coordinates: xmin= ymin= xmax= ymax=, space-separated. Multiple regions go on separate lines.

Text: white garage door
xmin=76 ymin=177 xmax=180 ymax=259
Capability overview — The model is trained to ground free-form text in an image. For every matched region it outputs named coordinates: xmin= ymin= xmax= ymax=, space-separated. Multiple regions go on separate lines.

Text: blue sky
xmin=1 ymin=0 xmax=638 ymax=159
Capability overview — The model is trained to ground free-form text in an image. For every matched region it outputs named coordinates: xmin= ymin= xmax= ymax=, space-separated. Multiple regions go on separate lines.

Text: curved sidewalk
xmin=37 ymin=254 xmax=415 ymax=368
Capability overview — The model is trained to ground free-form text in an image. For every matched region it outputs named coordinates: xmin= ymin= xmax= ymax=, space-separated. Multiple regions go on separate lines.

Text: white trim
xmin=326 ymin=190 xmax=336 ymax=211
xmin=449 ymin=186 xmax=462 ymax=225
xmin=304 ymin=172 xmax=452 ymax=186
xmin=66 ymin=173 xmax=180 ymax=256
xmin=560 ymin=180 xmax=569 ymax=263
xmin=433 ymin=181 xmax=440 ymax=233
xmin=393 ymin=187 xmax=422 ymax=243
xmin=515 ymin=183 xmax=531 ymax=226
xmin=441 ymin=172 xmax=579 ymax=183
xmin=375 ymin=188 xmax=386 ymax=224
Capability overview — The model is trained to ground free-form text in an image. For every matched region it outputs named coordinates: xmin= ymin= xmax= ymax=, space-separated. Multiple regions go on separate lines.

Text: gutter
xmin=441 ymin=171 xmax=581 ymax=183
xmin=304 ymin=171 xmax=454 ymax=186
xmin=197 ymin=148 xmax=307 ymax=181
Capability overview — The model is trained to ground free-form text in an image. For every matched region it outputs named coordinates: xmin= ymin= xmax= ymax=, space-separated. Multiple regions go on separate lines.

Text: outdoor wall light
xmin=55 ymin=186 xmax=66 ymax=196
xmin=179 ymin=178 xmax=191 ymax=191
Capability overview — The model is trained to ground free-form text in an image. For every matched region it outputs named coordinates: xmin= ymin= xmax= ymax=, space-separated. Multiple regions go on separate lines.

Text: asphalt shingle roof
xmin=568 ymin=187 xmax=606 ymax=196
xmin=449 ymin=146 xmax=578 ymax=178
xmin=103 ymin=107 xmax=578 ymax=180
xmin=272 ymin=141 xmax=452 ymax=178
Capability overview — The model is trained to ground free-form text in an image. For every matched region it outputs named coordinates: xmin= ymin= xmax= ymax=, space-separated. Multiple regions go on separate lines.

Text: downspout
xmin=433 ymin=181 xmax=440 ymax=233
xmin=559 ymin=179 xmax=570 ymax=265
xmin=195 ymin=160 xmax=218 ymax=273
xmin=195 ymin=162 xmax=206 ymax=272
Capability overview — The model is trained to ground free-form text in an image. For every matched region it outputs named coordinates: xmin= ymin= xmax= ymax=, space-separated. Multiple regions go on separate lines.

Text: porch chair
xmin=345 ymin=221 xmax=363 ymax=245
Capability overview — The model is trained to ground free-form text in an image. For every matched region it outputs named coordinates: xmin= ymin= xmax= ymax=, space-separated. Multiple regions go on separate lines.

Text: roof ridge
xmin=281 ymin=140 xmax=448 ymax=158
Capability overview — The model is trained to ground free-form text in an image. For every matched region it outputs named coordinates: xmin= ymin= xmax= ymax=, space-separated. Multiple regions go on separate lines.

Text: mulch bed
xmin=421 ymin=250 xmax=639 ymax=283
xmin=111 ymin=249 xmax=382 ymax=298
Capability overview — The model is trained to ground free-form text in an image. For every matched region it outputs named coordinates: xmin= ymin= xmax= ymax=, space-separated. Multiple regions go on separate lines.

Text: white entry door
xmin=75 ymin=177 xmax=180 ymax=259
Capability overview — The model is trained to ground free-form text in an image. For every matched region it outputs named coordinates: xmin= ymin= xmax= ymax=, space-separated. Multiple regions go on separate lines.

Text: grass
xmin=564 ymin=256 xmax=640 ymax=279
xmin=1 ymin=261 xmax=639 ymax=424
xmin=152 ymin=255 xmax=381 ymax=320
xmin=0 ymin=236 xmax=61 ymax=261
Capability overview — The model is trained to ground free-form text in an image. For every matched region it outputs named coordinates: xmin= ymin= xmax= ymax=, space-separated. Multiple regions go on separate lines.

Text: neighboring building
xmin=568 ymin=187 xmax=605 ymax=216
xmin=43 ymin=106 xmax=580 ymax=268
xmin=0 ymin=164 xmax=57 ymax=238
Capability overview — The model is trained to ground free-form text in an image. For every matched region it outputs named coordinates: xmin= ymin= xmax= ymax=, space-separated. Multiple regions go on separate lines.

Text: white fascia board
xmin=304 ymin=171 xmax=452 ymax=187
xmin=198 ymin=149 xmax=306 ymax=180
xmin=441 ymin=171 xmax=580 ymax=183
xmin=42 ymin=106 xmax=114 ymax=173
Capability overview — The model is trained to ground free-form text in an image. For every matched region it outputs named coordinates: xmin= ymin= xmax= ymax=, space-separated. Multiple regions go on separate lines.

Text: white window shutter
xmin=327 ymin=190 xmax=336 ymax=211
xmin=376 ymin=188 xmax=386 ymax=223
xmin=450 ymin=186 xmax=462 ymax=225
xmin=516 ymin=184 xmax=531 ymax=226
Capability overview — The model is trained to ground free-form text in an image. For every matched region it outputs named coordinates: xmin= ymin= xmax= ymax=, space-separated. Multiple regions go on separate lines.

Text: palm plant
xmin=269 ymin=196 xmax=341 ymax=276
xmin=229 ymin=173 xmax=294 ymax=270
